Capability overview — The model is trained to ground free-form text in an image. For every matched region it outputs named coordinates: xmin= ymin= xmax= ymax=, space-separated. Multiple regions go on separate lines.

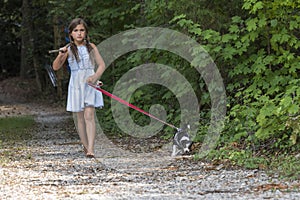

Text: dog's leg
xmin=172 ymin=145 xmax=177 ymax=157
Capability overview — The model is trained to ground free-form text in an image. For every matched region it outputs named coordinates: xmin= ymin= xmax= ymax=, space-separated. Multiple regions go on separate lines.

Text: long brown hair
xmin=68 ymin=18 xmax=94 ymax=62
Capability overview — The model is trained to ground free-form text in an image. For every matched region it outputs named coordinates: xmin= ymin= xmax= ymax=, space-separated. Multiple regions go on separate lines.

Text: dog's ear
xmin=186 ymin=124 xmax=190 ymax=130
xmin=182 ymin=123 xmax=190 ymax=131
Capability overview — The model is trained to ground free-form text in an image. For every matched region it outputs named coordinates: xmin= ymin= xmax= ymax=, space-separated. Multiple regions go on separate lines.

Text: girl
xmin=53 ymin=18 xmax=105 ymax=158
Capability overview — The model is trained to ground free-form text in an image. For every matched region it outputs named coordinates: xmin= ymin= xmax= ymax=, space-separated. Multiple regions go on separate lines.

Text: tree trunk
xmin=53 ymin=17 xmax=63 ymax=99
xmin=20 ymin=0 xmax=31 ymax=78
xmin=20 ymin=0 xmax=42 ymax=92
xmin=28 ymin=18 xmax=42 ymax=92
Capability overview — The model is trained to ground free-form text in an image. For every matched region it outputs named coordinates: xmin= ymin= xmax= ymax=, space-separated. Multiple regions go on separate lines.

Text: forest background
xmin=1 ymin=0 xmax=299 ymax=178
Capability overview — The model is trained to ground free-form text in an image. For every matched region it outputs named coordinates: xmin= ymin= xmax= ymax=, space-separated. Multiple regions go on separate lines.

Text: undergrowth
xmin=201 ymin=140 xmax=300 ymax=180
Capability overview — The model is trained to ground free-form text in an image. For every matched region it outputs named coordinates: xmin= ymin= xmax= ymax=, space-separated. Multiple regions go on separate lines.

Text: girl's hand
xmin=53 ymin=45 xmax=69 ymax=71
xmin=59 ymin=47 xmax=68 ymax=56
xmin=86 ymin=75 xmax=98 ymax=85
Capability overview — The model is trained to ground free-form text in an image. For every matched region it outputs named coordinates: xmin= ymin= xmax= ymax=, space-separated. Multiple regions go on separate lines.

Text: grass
xmin=0 ymin=115 xmax=35 ymax=142
xmin=0 ymin=116 xmax=36 ymax=164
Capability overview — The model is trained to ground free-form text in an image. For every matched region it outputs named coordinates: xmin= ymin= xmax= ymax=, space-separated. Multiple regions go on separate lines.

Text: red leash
xmin=88 ymin=83 xmax=179 ymax=130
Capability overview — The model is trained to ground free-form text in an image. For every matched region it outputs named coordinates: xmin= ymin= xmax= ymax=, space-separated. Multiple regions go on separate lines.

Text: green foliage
xmin=230 ymin=0 xmax=300 ymax=148
xmin=91 ymin=0 xmax=300 ymax=154
xmin=76 ymin=0 xmax=141 ymax=40
xmin=171 ymin=0 xmax=300 ymax=151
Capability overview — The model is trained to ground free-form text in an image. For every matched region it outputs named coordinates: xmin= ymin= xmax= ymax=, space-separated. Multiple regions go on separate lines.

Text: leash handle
xmin=48 ymin=43 xmax=71 ymax=54
xmin=49 ymin=49 xmax=66 ymax=54
xmin=88 ymin=82 xmax=179 ymax=130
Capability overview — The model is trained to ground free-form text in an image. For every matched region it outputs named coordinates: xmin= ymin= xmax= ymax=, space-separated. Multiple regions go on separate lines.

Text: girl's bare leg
xmin=76 ymin=111 xmax=88 ymax=150
xmin=84 ymin=106 xmax=96 ymax=155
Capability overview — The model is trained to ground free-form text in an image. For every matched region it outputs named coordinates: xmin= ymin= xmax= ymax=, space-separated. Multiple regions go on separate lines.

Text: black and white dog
xmin=172 ymin=124 xmax=192 ymax=156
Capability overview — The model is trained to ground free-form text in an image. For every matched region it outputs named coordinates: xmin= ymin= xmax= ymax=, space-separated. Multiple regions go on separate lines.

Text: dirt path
xmin=0 ymin=78 xmax=299 ymax=199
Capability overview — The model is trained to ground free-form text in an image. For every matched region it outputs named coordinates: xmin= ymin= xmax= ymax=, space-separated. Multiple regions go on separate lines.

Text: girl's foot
xmin=86 ymin=153 xmax=95 ymax=158
xmin=82 ymin=145 xmax=88 ymax=155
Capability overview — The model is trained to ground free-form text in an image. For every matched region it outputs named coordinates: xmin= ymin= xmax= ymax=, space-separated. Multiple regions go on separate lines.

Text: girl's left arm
xmin=87 ymin=43 xmax=106 ymax=84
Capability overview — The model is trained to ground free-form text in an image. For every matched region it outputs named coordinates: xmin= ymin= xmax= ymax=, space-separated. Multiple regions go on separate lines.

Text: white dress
xmin=66 ymin=45 xmax=104 ymax=112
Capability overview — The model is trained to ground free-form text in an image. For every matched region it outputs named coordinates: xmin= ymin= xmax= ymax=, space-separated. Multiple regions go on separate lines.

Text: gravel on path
xmin=0 ymin=102 xmax=299 ymax=200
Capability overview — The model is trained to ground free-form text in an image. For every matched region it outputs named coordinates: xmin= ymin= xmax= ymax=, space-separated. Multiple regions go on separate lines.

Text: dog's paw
xmin=171 ymin=149 xmax=182 ymax=157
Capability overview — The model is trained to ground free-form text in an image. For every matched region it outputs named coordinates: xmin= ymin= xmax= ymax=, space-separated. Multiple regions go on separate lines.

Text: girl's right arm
xmin=52 ymin=46 xmax=68 ymax=71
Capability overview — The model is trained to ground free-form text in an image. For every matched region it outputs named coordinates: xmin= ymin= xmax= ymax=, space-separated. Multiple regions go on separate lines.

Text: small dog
xmin=172 ymin=124 xmax=192 ymax=156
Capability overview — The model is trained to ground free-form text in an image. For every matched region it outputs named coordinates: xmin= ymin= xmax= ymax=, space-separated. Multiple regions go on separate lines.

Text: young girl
xmin=53 ymin=18 xmax=105 ymax=158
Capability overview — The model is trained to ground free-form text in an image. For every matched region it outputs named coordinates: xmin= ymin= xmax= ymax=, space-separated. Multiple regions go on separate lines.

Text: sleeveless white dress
xmin=66 ymin=45 xmax=104 ymax=112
